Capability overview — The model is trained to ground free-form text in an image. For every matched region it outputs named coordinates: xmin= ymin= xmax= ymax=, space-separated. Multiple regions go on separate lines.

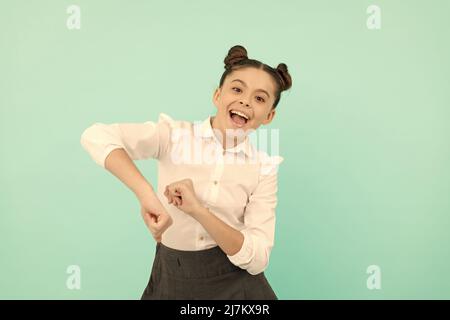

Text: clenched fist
xmin=164 ymin=178 xmax=203 ymax=216
xmin=139 ymin=192 xmax=173 ymax=242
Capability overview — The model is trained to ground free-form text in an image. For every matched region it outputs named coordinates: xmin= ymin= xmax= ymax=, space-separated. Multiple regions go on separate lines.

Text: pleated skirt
xmin=141 ymin=242 xmax=278 ymax=300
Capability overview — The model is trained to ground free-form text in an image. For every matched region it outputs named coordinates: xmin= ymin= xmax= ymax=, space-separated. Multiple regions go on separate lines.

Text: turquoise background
xmin=1 ymin=0 xmax=449 ymax=299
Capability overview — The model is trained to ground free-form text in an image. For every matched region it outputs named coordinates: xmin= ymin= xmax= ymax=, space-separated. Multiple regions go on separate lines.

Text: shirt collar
xmin=196 ymin=115 xmax=254 ymax=158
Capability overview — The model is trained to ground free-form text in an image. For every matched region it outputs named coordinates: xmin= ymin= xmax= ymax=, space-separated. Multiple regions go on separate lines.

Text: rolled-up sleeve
xmin=226 ymin=155 xmax=283 ymax=275
xmin=80 ymin=113 xmax=172 ymax=168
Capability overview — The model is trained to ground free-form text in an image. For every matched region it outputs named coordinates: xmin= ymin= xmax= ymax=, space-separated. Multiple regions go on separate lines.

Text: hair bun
xmin=275 ymin=63 xmax=292 ymax=91
xmin=224 ymin=45 xmax=248 ymax=69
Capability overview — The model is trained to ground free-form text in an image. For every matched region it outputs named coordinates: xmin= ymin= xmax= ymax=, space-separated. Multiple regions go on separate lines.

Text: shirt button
xmin=199 ymin=236 xmax=204 ymax=241
xmin=213 ymin=180 xmax=218 ymax=185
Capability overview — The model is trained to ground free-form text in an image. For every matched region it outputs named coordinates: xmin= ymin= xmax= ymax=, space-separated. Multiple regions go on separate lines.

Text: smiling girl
xmin=80 ymin=45 xmax=292 ymax=299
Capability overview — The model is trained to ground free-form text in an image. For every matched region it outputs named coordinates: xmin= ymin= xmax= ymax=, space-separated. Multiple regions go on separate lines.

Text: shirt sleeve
xmin=226 ymin=155 xmax=284 ymax=275
xmin=80 ymin=113 xmax=173 ymax=168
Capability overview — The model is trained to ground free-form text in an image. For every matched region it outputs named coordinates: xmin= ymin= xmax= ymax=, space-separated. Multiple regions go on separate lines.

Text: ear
xmin=262 ymin=108 xmax=276 ymax=125
xmin=212 ymin=87 xmax=221 ymax=108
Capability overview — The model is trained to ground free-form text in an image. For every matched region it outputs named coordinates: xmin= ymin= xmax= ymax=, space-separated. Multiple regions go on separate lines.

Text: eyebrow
xmin=230 ymin=79 xmax=271 ymax=98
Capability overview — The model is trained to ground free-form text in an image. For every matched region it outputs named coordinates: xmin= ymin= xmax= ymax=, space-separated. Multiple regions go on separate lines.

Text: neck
xmin=211 ymin=116 xmax=246 ymax=149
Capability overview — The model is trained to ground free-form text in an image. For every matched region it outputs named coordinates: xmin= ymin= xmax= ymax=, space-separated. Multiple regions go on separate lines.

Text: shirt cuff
xmin=100 ymin=145 xmax=123 ymax=168
xmin=226 ymin=230 xmax=254 ymax=267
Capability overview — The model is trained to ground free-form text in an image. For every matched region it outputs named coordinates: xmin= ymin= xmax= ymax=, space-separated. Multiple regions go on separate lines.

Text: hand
xmin=164 ymin=178 xmax=203 ymax=216
xmin=139 ymin=192 xmax=173 ymax=242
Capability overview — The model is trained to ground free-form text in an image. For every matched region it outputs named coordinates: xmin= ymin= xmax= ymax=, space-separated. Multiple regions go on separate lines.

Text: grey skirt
xmin=141 ymin=242 xmax=278 ymax=300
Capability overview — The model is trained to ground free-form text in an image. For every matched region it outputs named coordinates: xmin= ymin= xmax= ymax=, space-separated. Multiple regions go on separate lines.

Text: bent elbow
xmin=246 ymin=258 xmax=270 ymax=275
xmin=80 ymin=124 xmax=99 ymax=147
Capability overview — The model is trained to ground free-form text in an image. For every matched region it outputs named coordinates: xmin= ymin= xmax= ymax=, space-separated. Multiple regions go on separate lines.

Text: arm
xmin=164 ymin=165 xmax=281 ymax=275
xmin=80 ymin=116 xmax=171 ymax=198
xmin=163 ymin=179 xmax=244 ymax=255
xmin=211 ymin=172 xmax=279 ymax=276
xmin=191 ymin=207 xmax=244 ymax=256
xmin=187 ymin=172 xmax=280 ymax=275
xmin=80 ymin=115 xmax=174 ymax=240
xmin=105 ymin=148 xmax=172 ymax=242
xmin=104 ymin=148 xmax=155 ymax=201
xmin=224 ymin=172 xmax=279 ymax=275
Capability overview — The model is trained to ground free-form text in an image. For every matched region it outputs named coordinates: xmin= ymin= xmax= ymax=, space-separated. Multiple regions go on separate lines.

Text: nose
xmin=239 ymin=101 xmax=250 ymax=108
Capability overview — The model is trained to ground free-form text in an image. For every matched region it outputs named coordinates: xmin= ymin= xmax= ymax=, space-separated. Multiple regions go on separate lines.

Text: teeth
xmin=230 ymin=110 xmax=249 ymax=120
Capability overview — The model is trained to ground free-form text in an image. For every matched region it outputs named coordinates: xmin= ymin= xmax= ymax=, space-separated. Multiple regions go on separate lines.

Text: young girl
xmin=80 ymin=45 xmax=292 ymax=300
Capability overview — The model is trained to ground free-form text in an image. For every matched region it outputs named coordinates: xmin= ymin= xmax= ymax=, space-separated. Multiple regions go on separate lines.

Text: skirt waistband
xmin=156 ymin=242 xmax=241 ymax=279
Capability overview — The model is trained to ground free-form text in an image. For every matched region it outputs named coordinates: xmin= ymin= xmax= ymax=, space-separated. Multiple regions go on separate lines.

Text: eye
xmin=256 ymin=96 xmax=265 ymax=103
xmin=232 ymin=87 xmax=242 ymax=93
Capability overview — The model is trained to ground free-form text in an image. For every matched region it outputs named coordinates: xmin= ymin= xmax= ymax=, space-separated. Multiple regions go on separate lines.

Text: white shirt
xmin=80 ymin=113 xmax=283 ymax=275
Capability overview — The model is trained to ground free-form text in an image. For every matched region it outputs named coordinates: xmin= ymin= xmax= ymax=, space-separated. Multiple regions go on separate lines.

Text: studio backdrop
xmin=1 ymin=0 xmax=449 ymax=299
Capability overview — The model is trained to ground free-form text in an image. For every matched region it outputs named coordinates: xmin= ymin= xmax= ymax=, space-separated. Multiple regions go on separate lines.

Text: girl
xmin=80 ymin=45 xmax=292 ymax=299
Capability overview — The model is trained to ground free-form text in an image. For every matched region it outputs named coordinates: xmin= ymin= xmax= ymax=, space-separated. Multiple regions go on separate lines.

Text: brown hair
xmin=219 ymin=45 xmax=292 ymax=109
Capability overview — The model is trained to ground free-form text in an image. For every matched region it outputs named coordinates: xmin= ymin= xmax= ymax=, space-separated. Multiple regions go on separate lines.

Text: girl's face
xmin=212 ymin=67 xmax=278 ymax=138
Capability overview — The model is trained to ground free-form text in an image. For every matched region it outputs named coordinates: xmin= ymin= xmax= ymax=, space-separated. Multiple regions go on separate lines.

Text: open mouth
xmin=228 ymin=109 xmax=250 ymax=128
